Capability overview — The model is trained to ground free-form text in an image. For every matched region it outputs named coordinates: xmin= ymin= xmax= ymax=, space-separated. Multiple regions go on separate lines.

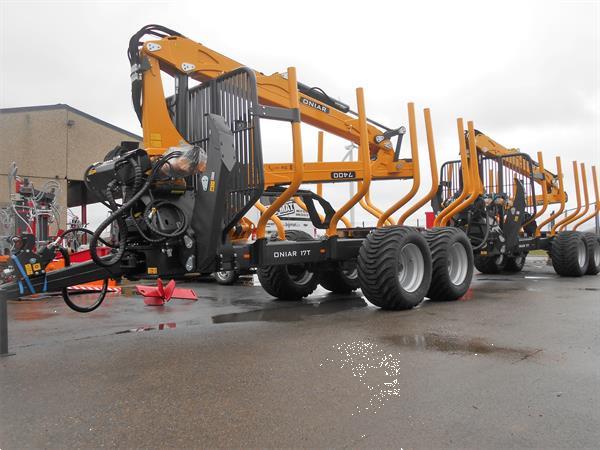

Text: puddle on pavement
xmin=115 ymin=322 xmax=177 ymax=334
xmin=381 ymin=333 xmax=541 ymax=360
xmin=212 ymin=295 xmax=367 ymax=324
xmin=476 ymin=277 xmax=517 ymax=282
xmin=111 ymin=296 xmax=368 ymax=332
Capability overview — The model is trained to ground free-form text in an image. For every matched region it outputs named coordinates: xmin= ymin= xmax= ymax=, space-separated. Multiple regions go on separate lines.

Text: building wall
xmin=0 ymin=106 xmax=140 ymax=229
xmin=0 ymin=109 xmax=68 ymax=180
xmin=65 ymin=109 xmax=140 ymax=180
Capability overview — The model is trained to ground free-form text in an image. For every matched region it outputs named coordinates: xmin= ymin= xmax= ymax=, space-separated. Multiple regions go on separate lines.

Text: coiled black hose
xmin=143 ymin=199 xmax=188 ymax=238
xmin=88 ymin=151 xmax=183 ymax=268
xmin=468 ymin=206 xmax=492 ymax=251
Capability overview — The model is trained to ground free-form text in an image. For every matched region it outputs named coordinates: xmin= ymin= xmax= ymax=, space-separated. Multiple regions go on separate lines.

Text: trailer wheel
xmin=474 ymin=254 xmax=506 ymax=274
xmin=357 ymin=227 xmax=432 ymax=310
xmin=504 ymin=253 xmax=528 ymax=273
xmin=213 ymin=270 xmax=239 ymax=285
xmin=424 ymin=227 xmax=473 ymax=301
xmin=550 ymin=231 xmax=589 ymax=277
xmin=257 ymin=230 xmax=318 ymax=300
xmin=319 ymin=262 xmax=360 ymax=294
xmin=583 ymin=233 xmax=600 ymax=275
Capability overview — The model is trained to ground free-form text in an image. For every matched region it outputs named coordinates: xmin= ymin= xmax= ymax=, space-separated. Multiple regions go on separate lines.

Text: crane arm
xmin=470 ymin=130 xmax=563 ymax=204
xmin=129 ymin=26 xmax=409 ymax=187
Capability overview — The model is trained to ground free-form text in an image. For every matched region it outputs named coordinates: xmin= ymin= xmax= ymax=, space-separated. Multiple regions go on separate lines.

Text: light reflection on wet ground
xmin=380 ymin=333 xmax=542 ymax=361
xmin=212 ymin=294 xmax=368 ymax=324
xmin=321 ymin=340 xmax=402 ymax=415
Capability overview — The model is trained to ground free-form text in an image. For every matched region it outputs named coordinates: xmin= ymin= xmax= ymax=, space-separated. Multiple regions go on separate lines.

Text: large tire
xmin=424 ymin=227 xmax=473 ymax=301
xmin=357 ymin=227 xmax=432 ymax=310
xmin=550 ymin=231 xmax=589 ymax=277
xmin=583 ymin=233 xmax=600 ymax=275
xmin=257 ymin=230 xmax=319 ymax=300
xmin=319 ymin=261 xmax=360 ymax=294
xmin=504 ymin=252 xmax=528 ymax=273
xmin=213 ymin=270 xmax=239 ymax=285
xmin=474 ymin=254 xmax=506 ymax=274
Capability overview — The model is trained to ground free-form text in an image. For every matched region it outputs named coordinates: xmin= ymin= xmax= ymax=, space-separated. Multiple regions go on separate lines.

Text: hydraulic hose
xmin=56 ymin=227 xmax=115 ymax=248
xmin=57 ymin=246 xmax=108 ymax=313
xmin=88 ymin=151 xmax=183 ymax=267
xmin=143 ymin=199 xmax=188 ymax=239
xmin=469 ymin=209 xmax=491 ymax=251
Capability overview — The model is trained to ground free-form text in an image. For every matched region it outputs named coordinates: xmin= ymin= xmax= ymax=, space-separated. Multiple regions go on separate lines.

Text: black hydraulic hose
xmin=129 ymin=207 xmax=168 ymax=244
xmin=470 ymin=208 xmax=491 ymax=251
xmin=88 ymin=152 xmax=183 ymax=267
xmin=56 ymin=227 xmax=115 ymax=248
xmin=101 ymin=186 xmax=129 ymax=266
xmin=57 ymin=246 xmax=109 ymax=313
xmin=128 ymin=25 xmax=183 ymax=124
xmin=130 ymin=158 xmax=143 ymax=191
xmin=143 ymin=199 xmax=188 ymax=239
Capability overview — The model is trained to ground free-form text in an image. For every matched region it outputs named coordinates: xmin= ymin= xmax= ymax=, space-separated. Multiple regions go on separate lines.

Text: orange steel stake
xmin=537 ymin=157 xmax=565 ymax=236
xmin=559 ymin=163 xmax=589 ymax=231
xmin=257 ymin=67 xmax=303 ymax=239
xmin=434 ymin=118 xmax=471 ymax=227
xmin=326 ymin=87 xmax=371 ymax=236
xmin=552 ymin=161 xmax=580 ymax=235
xmin=573 ymin=165 xmax=599 ymax=230
xmin=397 ymin=108 xmax=439 ymax=225
xmin=378 ymin=103 xmax=421 ymax=226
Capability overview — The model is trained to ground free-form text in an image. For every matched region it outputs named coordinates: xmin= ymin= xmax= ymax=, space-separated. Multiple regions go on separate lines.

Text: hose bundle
xmin=128 ymin=25 xmax=183 ymax=124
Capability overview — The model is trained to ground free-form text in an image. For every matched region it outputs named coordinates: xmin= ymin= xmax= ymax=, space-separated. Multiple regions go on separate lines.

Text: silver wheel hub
xmin=216 ymin=271 xmax=229 ymax=279
xmin=577 ymin=240 xmax=586 ymax=268
xmin=286 ymin=265 xmax=313 ymax=285
xmin=448 ymin=242 xmax=469 ymax=286
xmin=397 ymin=243 xmax=425 ymax=293
xmin=594 ymin=241 xmax=600 ymax=267
xmin=343 ymin=266 xmax=358 ymax=280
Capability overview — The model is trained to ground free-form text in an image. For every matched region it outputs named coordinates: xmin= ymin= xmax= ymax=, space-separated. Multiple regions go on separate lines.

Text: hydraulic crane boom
xmin=469 ymin=130 xmax=563 ymax=204
xmin=129 ymin=26 xmax=412 ymax=186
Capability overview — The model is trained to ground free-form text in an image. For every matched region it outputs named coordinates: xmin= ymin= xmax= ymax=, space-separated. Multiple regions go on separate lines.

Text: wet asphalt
xmin=1 ymin=257 xmax=599 ymax=449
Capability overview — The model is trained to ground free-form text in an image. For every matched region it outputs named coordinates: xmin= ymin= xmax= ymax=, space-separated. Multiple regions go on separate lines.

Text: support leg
xmin=0 ymin=299 xmax=14 ymax=357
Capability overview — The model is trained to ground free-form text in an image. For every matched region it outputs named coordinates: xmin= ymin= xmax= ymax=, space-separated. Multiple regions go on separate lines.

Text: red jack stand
xmin=136 ymin=279 xmax=197 ymax=306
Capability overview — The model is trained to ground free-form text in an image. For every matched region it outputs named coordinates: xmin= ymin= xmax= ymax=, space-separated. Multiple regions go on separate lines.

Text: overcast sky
xmin=1 ymin=0 xmax=598 ymax=228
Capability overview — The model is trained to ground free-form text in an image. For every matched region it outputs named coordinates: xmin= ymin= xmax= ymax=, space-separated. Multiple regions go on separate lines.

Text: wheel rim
xmin=448 ymin=242 xmax=469 ymax=286
xmin=342 ymin=266 xmax=358 ymax=280
xmin=594 ymin=241 xmax=600 ymax=267
xmin=577 ymin=239 xmax=586 ymax=268
xmin=216 ymin=271 xmax=230 ymax=281
xmin=286 ymin=265 xmax=313 ymax=285
xmin=397 ymin=243 xmax=425 ymax=293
